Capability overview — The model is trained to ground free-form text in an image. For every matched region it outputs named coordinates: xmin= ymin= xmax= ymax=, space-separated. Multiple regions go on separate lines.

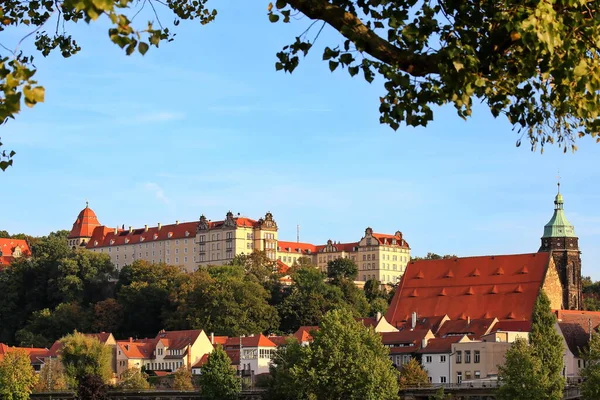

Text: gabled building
xmin=0 ymin=238 xmax=31 ymax=267
xmin=555 ymin=309 xmax=600 ymax=380
xmin=357 ymin=312 xmax=399 ymax=333
xmin=222 ymin=335 xmax=277 ymax=376
xmin=145 ymin=329 xmax=214 ymax=373
xmin=380 ymin=329 xmax=435 ymax=367
xmin=419 ymin=335 xmax=471 ymax=384
xmin=0 ymin=343 xmax=48 ymax=372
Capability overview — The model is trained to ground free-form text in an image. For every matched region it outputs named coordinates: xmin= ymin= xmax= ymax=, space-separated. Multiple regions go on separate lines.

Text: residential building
xmin=116 ymin=339 xmax=153 ymax=377
xmin=0 ymin=238 xmax=31 ymax=267
xmin=144 ymin=329 xmax=214 ymax=372
xmin=452 ymin=338 xmax=511 ymax=383
xmin=555 ymin=309 xmax=600 ymax=381
xmin=222 ymin=335 xmax=277 ymax=376
xmin=381 ymin=329 xmax=435 ymax=367
xmin=419 ymin=335 xmax=471 ymax=384
xmin=277 ymin=228 xmax=411 ymax=284
xmin=0 ymin=343 xmax=48 ymax=372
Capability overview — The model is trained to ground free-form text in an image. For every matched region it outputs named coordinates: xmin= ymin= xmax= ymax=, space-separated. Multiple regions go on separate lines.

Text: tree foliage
xmin=116 ymin=367 xmax=150 ymax=390
xmin=3 ymin=0 xmax=600 ymax=169
xmin=0 ymin=349 xmax=38 ymax=400
xmin=327 ymin=257 xmax=358 ymax=282
xmin=267 ymin=308 xmax=399 ymax=400
xmin=498 ymin=290 xmax=565 ymax=400
xmin=198 ymin=346 xmax=240 ymax=400
xmin=76 ymin=374 xmax=109 ymax=400
xmin=59 ymin=332 xmax=112 ymax=387
xmin=34 ymin=358 xmax=69 ymax=392
xmin=398 ymin=358 xmax=429 ymax=389
xmin=581 ymin=332 xmax=600 ymax=400
xmin=171 ymin=366 xmax=194 ymax=391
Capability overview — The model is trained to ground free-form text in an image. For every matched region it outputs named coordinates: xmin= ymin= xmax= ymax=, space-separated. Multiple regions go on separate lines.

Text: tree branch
xmin=286 ymin=0 xmax=440 ymax=76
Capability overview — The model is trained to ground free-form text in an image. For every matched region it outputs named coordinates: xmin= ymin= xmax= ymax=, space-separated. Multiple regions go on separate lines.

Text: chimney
xmin=411 ymin=312 xmax=417 ymax=330
xmin=158 ymin=223 xmax=162 ymax=231
xmin=129 ymin=226 xmax=133 ymax=233
xmin=129 ymin=337 xmax=133 ymax=343
xmin=467 ymin=316 xmax=471 ymax=324
xmin=376 ymin=311 xmax=382 ymax=322
xmin=211 ymin=332 xmax=214 ymax=344
xmin=422 ymin=338 xmax=428 ymax=348
xmin=114 ymin=227 xmax=118 ymax=235
xmin=144 ymin=225 xmax=148 ymax=232
xmin=176 ymin=220 xmax=180 ymax=225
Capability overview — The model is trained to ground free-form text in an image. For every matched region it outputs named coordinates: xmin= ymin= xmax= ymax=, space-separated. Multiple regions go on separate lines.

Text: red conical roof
xmin=68 ymin=203 xmax=101 ymax=239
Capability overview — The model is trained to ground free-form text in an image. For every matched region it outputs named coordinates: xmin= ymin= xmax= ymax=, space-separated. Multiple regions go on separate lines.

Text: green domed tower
xmin=539 ymin=183 xmax=582 ymax=310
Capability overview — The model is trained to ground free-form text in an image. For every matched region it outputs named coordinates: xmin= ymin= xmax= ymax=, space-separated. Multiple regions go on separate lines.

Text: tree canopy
xmin=59 ymin=331 xmax=113 ymax=387
xmin=581 ymin=332 xmax=600 ymax=400
xmin=398 ymin=358 xmax=429 ymax=389
xmin=198 ymin=346 xmax=241 ymax=400
xmin=267 ymin=308 xmax=399 ymax=400
xmin=2 ymin=0 xmax=600 ymax=169
xmin=0 ymin=349 xmax=38 ymax=400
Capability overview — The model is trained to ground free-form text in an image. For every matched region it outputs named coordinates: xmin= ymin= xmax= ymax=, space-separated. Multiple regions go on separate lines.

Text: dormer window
xmin=168 ymin=232 xmax=173 ymax=238
xmin=94 ymin=241 xmax=98 ymax=246
xmin=185 ymin=231 xmax=190 ymax=237
xmin=125 ymin=239 xmax=130 ymax=244
xmin=154 ymin=234 xmax=158 ymax=240
xmin=110 ymin=239 xmax=115 ymax=245
xmin=140 ymin=237 xmax=145 ymax=242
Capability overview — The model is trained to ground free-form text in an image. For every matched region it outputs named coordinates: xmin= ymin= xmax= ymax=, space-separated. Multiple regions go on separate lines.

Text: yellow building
xmin=71 ymin=205 xmax=410 ymax=282
xmin=277 ymin=227 xmax=411 ymax=284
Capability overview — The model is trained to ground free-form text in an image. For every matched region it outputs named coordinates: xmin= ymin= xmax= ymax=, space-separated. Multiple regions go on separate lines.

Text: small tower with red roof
xmin=68 ymin=202 xmax=101 ymax=249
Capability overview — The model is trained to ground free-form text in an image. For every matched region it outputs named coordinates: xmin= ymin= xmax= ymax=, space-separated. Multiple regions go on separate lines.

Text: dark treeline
xmin=0 ymin=231 xmax=393 ymax=347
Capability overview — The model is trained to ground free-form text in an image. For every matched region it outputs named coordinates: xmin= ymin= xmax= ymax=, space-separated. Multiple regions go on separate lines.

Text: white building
xmin=419 ymin=335 xmax=471 ymax=384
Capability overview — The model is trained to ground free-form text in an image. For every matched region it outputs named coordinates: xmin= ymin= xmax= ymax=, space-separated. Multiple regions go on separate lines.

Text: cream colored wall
xmin=277 ymin=251 xmax=316 ymax=267
xmin=91 ymin=237 xmax=196 ymax=272
xmin=452 ymin=341 xmax=511 ymax=383
xmin=357 ymin=240 xmax=410 ymax=284
xmin=188 ymin=331 xmax=214 ymax=368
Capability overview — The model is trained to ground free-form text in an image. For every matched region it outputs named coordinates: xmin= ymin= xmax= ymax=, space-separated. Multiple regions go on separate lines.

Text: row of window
xmin=424 ymin=355 xmax=447 ymax=363
xmin=456 ymin=350 xmax=480 ymax=364
xmin=456 ymin=370 xmax=481 ymax=382
xmin=145 ymin=361 xmax=184 ymax=371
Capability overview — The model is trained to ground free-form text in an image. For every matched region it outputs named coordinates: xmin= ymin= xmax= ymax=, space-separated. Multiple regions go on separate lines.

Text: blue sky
xmin=2 ymin=1 xmax=600 ymax=279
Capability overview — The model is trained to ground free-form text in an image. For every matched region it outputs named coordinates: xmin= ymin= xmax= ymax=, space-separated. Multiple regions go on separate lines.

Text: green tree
xmin=581 ymin=332 xmax=600 ymax=400
xmin=34 ymin=358 xmax=68 ymax=392
xmin=364 ymin=279 xmax=390 ymax=316
xmin=59 ymin=332 xmax=112 ymax=387
xmin=327 ymin=257 xmax=358 ymax=282
xmin=166 ymin=267 xmax=279 ymax=336
xmin=3 ymin=0 xmax=600 ymax=170
xmin=116 ymin=367 xmax=150 ymax=390
xmin=529 ymin=290 xmax=565 ymax=400
xmin=268 ymin=308 xmax=399 ymax=400
xmin=398 ymin=358 xmax=429 ymax=389
xmin=116 ymin=260 xmax=183 ymax=338
xmin=76 ymin=374 xmax=109 ymax=400
xmin=0 ymin=349 xmax=38 ymax=400
xmin=198 ymin=347 xmax=240 ymax=400
xmin=172 ymin=367 xmax=194 ymax=390
xmin=411 ymin=253 xmax=457 ymax=261
xmin=497 ymin=338 xmax=546 ymax=400
xmin=266 ymin=339 xmax=311 ymax=400
xmin=230 ymin=250 xmax=277 ymax=283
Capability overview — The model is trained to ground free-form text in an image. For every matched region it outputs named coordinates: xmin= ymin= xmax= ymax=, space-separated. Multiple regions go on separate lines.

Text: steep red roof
xmin=155 ymin=330 xmax=203 ymax=350
xmin=117 ymin=341 xmax=152 ymax=359
xmin=69 ymin=204 xmax=101 ymax=239
xmin=492 ymin=320 xmax=532 ymax=332
xmin=294 ymin=326 xmax=319 ymax=343
xmin=556 ymin=310 xmax=600 ymax=356
xmin=277 ymin=241 xmax=318 ymax=254
xmin=86 ymin=221 xmax=197 ymax=249
xmin=0 ymin=343 xmax=48 ymax=363
xmin=386 ymin=253 xmax=551 ymax=324
xmin=276 ymin=260 xmax=290 ymax=274
xmin=192 ymin=353 xmax=210 ymax=368
xmin=206 ymin=217 xmax=258 ymax=229
xmin=0 ymin=239 xmax=31 ymax=266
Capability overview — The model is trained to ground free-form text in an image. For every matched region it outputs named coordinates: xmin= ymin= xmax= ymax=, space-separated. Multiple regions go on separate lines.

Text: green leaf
xmin=138 ymin=42 xmax=149 ymax=56
xmin=329 ymin=61 xmax=339 ymax=72
xmin=452 ymin=61 xmax=464 ymax=72
xmin=574 ymin=60 xmax=587 ymax=77
xmin=269 ymin=13 xmax=279 ymax=23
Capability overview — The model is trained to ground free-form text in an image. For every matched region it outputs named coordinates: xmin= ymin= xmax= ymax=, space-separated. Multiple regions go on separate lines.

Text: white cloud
xmin=143 ymin=182 xmax=170 ymax=204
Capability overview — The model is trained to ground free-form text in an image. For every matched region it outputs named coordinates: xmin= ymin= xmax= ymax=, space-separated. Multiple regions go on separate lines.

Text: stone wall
xmin=542 ymin=256 xmax=564 ymax=310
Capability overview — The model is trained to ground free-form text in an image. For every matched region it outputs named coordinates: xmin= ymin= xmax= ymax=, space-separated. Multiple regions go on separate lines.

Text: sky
xmin=2 ymin=1 xmax=600 ymax=279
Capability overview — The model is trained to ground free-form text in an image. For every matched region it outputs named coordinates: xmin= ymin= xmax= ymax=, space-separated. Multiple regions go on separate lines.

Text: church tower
xmin=68 ymin=202 xmax=101 ymax=249
xmin=539 ymin=184 xmax=582 ymax=310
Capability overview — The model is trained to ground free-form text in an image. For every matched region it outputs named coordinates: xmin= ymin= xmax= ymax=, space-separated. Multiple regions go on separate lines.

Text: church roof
xmin=385 ymin=253 xmax=551 ymax=325
xmin=69 ymin=203 xmax=101 ymax=239
xmin=542 ymin=185 xmax=576 ymax=238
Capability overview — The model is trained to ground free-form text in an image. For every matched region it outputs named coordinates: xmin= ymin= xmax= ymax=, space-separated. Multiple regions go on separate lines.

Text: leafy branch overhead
xmin=2 ymin=0 xmax=600 ymax=169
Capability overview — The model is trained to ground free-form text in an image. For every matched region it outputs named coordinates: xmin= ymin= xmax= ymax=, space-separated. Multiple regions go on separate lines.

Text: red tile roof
xmin=436 ymin=318 xmax=497 ymax=339
xmin=192 ymin=353 xmax=210 ymax=368
xmin=277 ymin=241 xmax=318 ymax=254
xmin=69 ymin=205 xmax=101 ymax=239
xmin=294 ymin=326 xmax=319 ymax=343
xmin=372 ymin=233 xmax=410 ymax=248
xmin=210 ymin=336 xmax=228 ymax=345
xmin=0 ymin=343 xmax=48 ymax=363
xmin=267 ymin=335 xmax=290 ymax=347
xmin=205 ymin=217 xmax=259 ymax=229
xmin=155 ymin=330 xmax=203 ymax=350
xmin=394 ymin=315 xmax=448 ymax=334
xmin=86 ymin=221 xmax=197 ymax=249
xmin=492 ymin=320 xmax=532 ymax=332
xmin=418 ymin=336 xmax=466 ymax=354
xmin=276 ymin=260 xmax=290 ymax=274
xmin=224 ymin=335 xmax=276 ymax=348
xmin=386 ymin=253 xmax=551 ymax=324
xmin=0 ymin=239 xmax=31 ymax=265
xmin=116 ymin=340 xmax=153 ymax=359
xmin=380 ymin=330 xmax=430 ymax=346
xmin=556 ymin=310 xmax=600 ymax=356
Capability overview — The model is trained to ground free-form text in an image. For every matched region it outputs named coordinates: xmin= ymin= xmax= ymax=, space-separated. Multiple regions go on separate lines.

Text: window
xmin=363 ymin=255 xmax=366 ymax=261
xmin=578 ymin=359 xmax=582 ymax=368
xmin=440 ymin=355 xmax=446 ymax=363
xmin=247 ymin=242 xmax=252 ymax=249
xmin=474 ymin=371 xmax=480 ymax=379
xmin=176 ymin=257 xmax=179 ymax=263
xmin=456 ymin=372 xmax=462 ymax=383
xmin=425 ymin=356 xmax=432 ymax=363
xmin=184 ymin=239 xmax=188 ymax=245
xmin=465 ymin=371 xmax=471 ymax=380
xmin=216 ymin=233 xmax=220 ymax=240
xmin=184 ymin=248 xmax=188 ymax=253
xmin=175 ymin=248 xmax=179 ymax=254
xmin=456 ymin=351 xmax=462 ymax=363
xmin=184 ymin=257 xmax=188 ymax=263
xmin=474 ymin=350 xmax=480 ymax=363
xmin=465 ymin=350 xmax=471 ymax=363
xmin=200 ymin=254 xmax=205 ymax=262
xmin=200 ymin=235 xmax=205 ymax=242
xmin=440 ymin=376 xmax=447 ymax=383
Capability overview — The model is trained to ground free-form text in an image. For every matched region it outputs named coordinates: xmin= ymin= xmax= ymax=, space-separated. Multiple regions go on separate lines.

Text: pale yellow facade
xmin=452 ymin=340 xmax=511 ymax=383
